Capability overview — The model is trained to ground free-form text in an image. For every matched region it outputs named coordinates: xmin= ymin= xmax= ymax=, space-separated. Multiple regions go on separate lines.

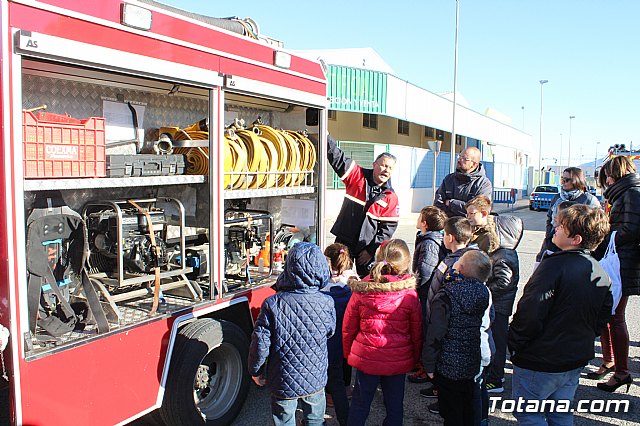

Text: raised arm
xmin=327 ymin=134 xmax=354 ymax=177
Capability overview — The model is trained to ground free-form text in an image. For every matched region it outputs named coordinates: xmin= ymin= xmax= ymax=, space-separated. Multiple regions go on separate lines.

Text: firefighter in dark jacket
xmin=327 ymin=135 xmax=399 ymax=277
xmin=434 ymin=147 xmax=493 ymax=217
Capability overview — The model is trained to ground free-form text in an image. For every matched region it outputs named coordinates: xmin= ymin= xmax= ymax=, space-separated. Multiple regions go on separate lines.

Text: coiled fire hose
xmin=169 ymin=118 xmax=317 ymax=188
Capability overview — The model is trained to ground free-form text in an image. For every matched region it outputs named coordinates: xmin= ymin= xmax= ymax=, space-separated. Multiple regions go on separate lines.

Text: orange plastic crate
xmin=22 ymin=110 xmax=106 ymax=178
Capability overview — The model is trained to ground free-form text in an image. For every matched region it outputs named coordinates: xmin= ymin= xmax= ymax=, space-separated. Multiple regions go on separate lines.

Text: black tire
xmin=160 ymin=319 xmax=250 ymax=426
xmin=529 ymin=205 xmax=534 ymax=211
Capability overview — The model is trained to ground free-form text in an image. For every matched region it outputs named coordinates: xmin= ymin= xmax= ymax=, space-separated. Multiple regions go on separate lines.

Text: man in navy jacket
xmin=434 ymin=147 xmax=493 ymax=218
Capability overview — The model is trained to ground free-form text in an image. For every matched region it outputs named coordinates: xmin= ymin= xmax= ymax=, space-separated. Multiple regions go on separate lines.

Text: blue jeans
xmin=348 ymin=370 xmax=405 ymax=426
xmin=511 ymin=366 xmax=582 ymax=426
xmin=271 ymin=390 xmax=326 ymax=426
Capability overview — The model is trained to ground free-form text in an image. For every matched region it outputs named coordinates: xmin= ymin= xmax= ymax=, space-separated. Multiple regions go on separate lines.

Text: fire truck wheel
xmin=160 ymin=319 xmax=250 ymax=425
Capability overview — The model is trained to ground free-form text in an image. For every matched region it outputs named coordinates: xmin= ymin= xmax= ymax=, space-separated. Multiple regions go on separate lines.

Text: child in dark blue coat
xmin=424 ymin=250 xmax=492 ymax=425
xmin=409 ymin=206 xmax=448 ymax=383
xmin=248 ymin=242 xmax=336 ymax=426
xmin=323 ymin=243 xmax=357 ymax=426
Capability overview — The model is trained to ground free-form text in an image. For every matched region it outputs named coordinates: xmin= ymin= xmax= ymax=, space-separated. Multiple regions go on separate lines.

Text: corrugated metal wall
xmin=328 ymin=66 xmax=387 ymax=114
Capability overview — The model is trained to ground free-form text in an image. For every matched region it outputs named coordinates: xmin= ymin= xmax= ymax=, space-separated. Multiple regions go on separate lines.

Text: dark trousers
xmin=348 ymin=370 xmax=405 ymax=426
xmin=486 ymin=311 xmax=509 ymax=384
xmin=417 ymin=285 xmax=429 ymax=327
xmin=355 ymin=258 xmax=374 ymax=279
xmin=435 ymin=374 xmax=478 ymax=426
xmin=600 ymin=296 xmax=630 ymax=375
xmin=472 ymin=369 xmax=488 ymax=426
xmin=327 ymin=359 xmax=350 ymax=426
xmin=343 ymin=358 xmax=353 ymax=386
xmin=334 ymin=237 xmax=372 ymax=279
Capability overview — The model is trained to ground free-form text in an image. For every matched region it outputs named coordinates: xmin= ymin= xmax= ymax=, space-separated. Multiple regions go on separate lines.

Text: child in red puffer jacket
xmin=343 ymin=239 xmax=422 ymax=426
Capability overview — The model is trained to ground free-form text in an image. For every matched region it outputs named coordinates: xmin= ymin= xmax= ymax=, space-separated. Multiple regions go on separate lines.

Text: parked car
xmin=529 ymin=185 xmax=560 ymax=211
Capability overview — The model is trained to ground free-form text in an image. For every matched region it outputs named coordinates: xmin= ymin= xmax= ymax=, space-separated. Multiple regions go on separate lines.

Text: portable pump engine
xmin=87 ymin=207 xmax=168 ymax=274
xmin=225 ymin=225 xmax=261 ymax=277
xmin=224 ymin=209 xmax=273 ymax=285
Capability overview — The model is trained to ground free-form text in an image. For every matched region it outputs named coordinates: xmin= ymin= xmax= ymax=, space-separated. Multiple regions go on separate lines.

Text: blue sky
xmin=162 ymin=0 xmax=640 ymax=167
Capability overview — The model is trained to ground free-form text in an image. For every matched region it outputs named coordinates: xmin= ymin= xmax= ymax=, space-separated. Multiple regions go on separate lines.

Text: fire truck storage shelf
xmin=23 ymin=175 xmax=206 ymax=191
xmin=23 ymin=176 xmax=316 ymax=199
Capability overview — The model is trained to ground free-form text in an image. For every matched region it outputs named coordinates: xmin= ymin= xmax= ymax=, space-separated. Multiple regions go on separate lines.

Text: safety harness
xmin=26 ymin=194 xmax=109 ymax=338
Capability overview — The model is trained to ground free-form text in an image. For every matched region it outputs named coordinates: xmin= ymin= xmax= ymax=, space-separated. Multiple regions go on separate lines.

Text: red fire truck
xmin=0 ymin=1 xmax=327 ymax=424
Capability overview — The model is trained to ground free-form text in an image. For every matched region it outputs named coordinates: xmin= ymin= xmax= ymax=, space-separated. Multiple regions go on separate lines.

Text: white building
xmin=297 ymin=48 xmax=533 ymax=213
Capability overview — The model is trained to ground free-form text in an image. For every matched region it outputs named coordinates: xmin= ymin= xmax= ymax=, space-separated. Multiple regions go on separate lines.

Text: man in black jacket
xmin=327 ymin=135 xmax=399 ymax=277
xmin=434 ymin=147 xmax=493 ymax=217
xmin=508 ymin=205 xmax=612 ymax=426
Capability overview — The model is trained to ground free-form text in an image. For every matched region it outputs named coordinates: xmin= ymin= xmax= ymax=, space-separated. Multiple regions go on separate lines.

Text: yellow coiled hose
xmin=173 ymin=129 xmax=209 ymax=175
xmin=170 ymin=120 xmax=316 ymax=188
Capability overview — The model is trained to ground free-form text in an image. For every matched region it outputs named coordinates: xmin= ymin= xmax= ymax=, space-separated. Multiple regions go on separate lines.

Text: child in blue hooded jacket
xmin=248 ymin=242 xmax=336 ymax=426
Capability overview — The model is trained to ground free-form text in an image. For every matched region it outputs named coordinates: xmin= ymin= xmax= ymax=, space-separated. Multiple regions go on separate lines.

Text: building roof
xmin=293 ymin=48 xmax=397 ymax=75
xmin=297 ymin=47 xmax=531 ymax=154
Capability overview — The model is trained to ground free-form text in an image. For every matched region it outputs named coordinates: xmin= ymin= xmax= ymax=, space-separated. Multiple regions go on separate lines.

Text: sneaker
xmin=486 ymin=382 xmax=504 ymax=393
xmin=408 ymin=367 xmax=430 ymax=384
xmin=420 ymin=385 xmax=438 ymax=398
xmin=428 ymin=402 xmax=440 ymax=415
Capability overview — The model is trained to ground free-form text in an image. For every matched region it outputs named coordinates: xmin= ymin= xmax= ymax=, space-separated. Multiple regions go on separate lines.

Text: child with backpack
xmin=343 ymin=239 xmax=422 ymax=426
xmin=423 ymin=250 xmax=492 ymax=425
xmin=465 ymin=195 xmax=523 ymax=394
xmin=248 ymin=242 xmax=336 ymax=426
xmin=409 ymin=205 xmax=449 ymax=384
xmin=322 ymin=243 xmax=358 ymax=426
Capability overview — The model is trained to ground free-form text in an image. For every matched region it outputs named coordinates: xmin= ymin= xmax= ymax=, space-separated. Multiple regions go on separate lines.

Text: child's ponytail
xmin=369 ymin=260 xmax=387 ymax=283
xmin=324 ymin=243 xmax=353 ymax=276
xmin=370 ymin=239 xmax=411 ymax=282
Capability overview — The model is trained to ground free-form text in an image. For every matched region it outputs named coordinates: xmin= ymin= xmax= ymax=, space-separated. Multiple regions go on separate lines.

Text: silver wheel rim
xmin=193 ymin=342 xmax=243 ymax=420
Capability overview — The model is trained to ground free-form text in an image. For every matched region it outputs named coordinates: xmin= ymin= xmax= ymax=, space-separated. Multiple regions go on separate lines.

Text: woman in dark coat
xmin=590 ymin=156 xmax=640 ymax=392
xmin=536 ymin=167 xmax=600 ymax=261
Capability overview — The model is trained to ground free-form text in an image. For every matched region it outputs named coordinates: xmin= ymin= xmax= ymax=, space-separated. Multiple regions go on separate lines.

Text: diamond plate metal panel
xmin=23 ymin=74 xmax=210 ymax=142
xmin=28 ymin=294 xmax=198 ymax=357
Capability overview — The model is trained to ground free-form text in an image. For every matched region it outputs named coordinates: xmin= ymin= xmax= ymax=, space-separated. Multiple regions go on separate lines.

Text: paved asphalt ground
xmin=229 ymin=199 xmax=640 ymax=426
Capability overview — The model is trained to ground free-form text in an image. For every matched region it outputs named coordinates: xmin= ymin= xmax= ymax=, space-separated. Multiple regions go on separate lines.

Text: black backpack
xmin=26 ymin=193 xmax=108 ymax=338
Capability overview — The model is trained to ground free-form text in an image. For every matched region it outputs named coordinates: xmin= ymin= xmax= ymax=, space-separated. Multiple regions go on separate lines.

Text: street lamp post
xmin=428 ymin=140 xmax=443 ymax=204
xmin=595 ymin=141 xmax=600 ymax=174
xmin=538 ymin=79 xmax=548 ymax=185
xmin=449 ymin=0 xmax=460 ymax=173
xmin=568 ymin=115 xmax=575 ymax=166
xmin=522 ymin=106 xmax=525 ymax=130
xmin=559 ymin=133 xmax=563 ymax=169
